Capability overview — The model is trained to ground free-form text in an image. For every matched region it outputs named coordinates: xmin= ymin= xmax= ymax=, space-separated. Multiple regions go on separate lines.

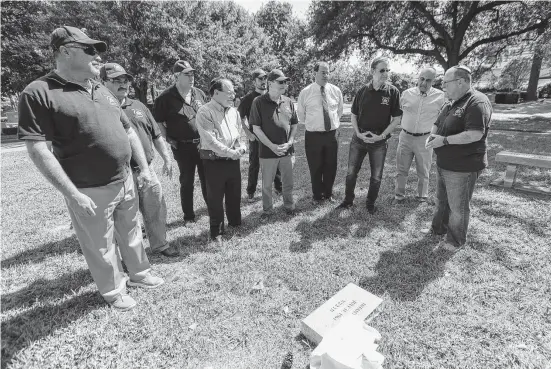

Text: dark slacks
xmin=343 ymin=136 xmax=388 ymax=207
xmin=247 ymin=139 xmax=282 ymax=196
xmin=305 ymin=130 xmax=339 ymax=200
xmin=203 ymin=159 xmax=242 ymax=239
xmin=171 ymin=142 xmax=207 ymax=221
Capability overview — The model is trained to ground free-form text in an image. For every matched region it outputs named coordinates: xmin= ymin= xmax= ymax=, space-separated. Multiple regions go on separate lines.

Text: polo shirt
xmin=237 ymin=90 xmax=262 ymax=120
xmin=434 ymin=89 xmax=492 ymax=172
xmin=122 ymin=98 xmax=161 ymax=170
xmin=351 ymin=82 xmax=402 ymax=135
xmin=249 ymin=94 xmax=298 ymax=159
xmin=400 ymin=87 xmax=445 ymax=133
xmin=18 ymin=71 xmax=131 ymax=188
xmin=297 ymin=82 xmax=344 ymax=131
xmin=153 ymin=85 xmax=207 ymax=141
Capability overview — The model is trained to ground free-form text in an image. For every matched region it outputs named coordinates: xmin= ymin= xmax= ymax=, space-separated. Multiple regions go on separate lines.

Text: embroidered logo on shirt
xmin=381 ymin=97 xmax=390 ymax=105
xmin=102 ymin=93 xmax=119 ymax=107
xmin=453 ymin=107 xmax=464 ymax=118
xmin=192 ymin=99 xmax=203 ymax=111
xmin=132 ymin=109 xmax=145 ymax=119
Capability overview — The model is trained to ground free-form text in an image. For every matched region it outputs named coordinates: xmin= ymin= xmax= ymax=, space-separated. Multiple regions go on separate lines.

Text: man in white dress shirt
xmin=297 ymin=62 xmax=344 ymax=204
xmin=392 ymin=67 xmax=445 ymax=204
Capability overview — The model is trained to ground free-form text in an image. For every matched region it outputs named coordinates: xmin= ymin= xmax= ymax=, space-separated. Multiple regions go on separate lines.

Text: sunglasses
xmin=275 ymin=80 xmax=288 ymax=85
xmin=181 ymin=72 xmax=195 ymax=77
xmin=109 ymin=77 xmax=130 ymax=84
xmin=63 ymin=43 xmax=98 ymax=56
xmin=378 ymin=69 xmax=390 ymax=73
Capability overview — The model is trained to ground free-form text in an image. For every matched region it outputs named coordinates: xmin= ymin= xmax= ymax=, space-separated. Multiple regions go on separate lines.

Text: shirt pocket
xmin=326 ymin=96 xmax=339 ymax=112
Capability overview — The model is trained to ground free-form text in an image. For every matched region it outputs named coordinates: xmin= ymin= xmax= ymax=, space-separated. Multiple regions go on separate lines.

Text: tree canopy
xmin=309 ymin=1 xmax=551 ymax=69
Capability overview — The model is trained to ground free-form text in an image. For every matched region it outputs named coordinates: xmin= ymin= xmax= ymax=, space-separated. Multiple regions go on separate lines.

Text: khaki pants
xmin=395 ymin=130 xmax=433 ymax=199
xmin=260 ymin=155 xmax=295 ymax=212
xmin=66 ymin=174 xmax=151 ymax=302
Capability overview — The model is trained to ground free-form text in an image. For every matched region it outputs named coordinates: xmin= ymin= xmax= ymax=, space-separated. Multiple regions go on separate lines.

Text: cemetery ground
xmin=1 ymin=101 xmax=550 ymax=369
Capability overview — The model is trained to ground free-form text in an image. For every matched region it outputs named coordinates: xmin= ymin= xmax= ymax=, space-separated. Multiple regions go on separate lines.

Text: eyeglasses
xmin=275 ymin=80 xmax=288 ymax=85
xmin=442 ymin=79 xmax=461 ymax=86
xmin=62 ymin=43 xmax=98 ymax=56
xmin=181 ymin=72 xmax=194 ymax=77
xmin=109 ymin=77 xmax=130 ymax=84
xmin=257 ymin=76 xmax=267 ymax=81
xmin=378 ymin=69 xmax=390 ymax=73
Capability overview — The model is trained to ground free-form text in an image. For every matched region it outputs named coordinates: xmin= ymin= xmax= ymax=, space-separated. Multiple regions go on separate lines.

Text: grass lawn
xmin=2 ymin=102 xmax=551 ymax=369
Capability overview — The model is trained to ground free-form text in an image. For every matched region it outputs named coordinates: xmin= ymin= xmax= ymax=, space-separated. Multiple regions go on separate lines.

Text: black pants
xmin=171 ymin=142 xmax=207 ymax=220
xmin=305 ymin=130 xmax=339 ymax=200
xmin=247 ymin=140 xmax=282 ymax=196
xmin=203 ymin=159 xmax=242 ymax=239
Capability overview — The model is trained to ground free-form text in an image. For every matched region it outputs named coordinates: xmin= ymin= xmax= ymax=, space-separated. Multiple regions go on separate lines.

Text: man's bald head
xmin=417 ymin=67 xmax=437 ymax=93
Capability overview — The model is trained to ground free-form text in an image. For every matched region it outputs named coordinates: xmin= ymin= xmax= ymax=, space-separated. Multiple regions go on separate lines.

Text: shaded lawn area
xmin=2 ymin=118 xmax=551 ymax=368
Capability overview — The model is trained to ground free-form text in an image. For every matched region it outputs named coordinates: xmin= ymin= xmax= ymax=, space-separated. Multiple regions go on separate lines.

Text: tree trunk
xmin=526 ymin=28 xmax=545 ymax=101
xmin=132 ymin=80 xmax=149 ymax=104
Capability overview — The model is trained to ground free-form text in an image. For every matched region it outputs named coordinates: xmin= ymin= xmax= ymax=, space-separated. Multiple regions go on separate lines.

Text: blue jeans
xmin=431 ymin=167 xmax=481 ymax=247
xmin=344 ymin=136 xmax=388 ymax=206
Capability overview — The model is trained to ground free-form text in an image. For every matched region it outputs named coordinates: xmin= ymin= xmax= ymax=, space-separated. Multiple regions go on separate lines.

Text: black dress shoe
xmin=157 ymin=245 xmax=180 ymax=257
xmin=337 ymin=201 xmax=353 ymax=209
xmin=367 ymin=205 xmax=377 ymax=215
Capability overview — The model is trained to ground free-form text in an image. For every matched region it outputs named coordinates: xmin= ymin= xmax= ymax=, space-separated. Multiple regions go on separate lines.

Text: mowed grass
xmin=2 ymin=103 xmax=551 ymax=369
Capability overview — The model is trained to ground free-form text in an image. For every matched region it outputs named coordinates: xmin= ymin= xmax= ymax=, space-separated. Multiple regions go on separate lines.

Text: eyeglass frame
xmin=108 ymin=77 xmax=131 ymax=84
xmin=60 ymin=43 xmax=99 ymax=56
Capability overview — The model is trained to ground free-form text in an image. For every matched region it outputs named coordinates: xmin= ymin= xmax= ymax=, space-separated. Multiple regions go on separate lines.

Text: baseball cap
xmin=267 ymin=69 xmax=290 ymax=82
xmin=173 ymin=60 xmax=195 ymax=74
xmin=99 ymin=63 xmax=134 ymax=81
xmin=252 ymin=68 xmax=267 ymax=79
xmin=50 ymin=26 xmax=107 ymax=52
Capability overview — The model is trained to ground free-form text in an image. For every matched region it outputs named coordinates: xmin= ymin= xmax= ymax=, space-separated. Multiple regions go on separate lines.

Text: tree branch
xmin=459 ymin=16 xmax=551 ymax=60
xmin=473 ymin=1 xmax=513 ymax=15
xmin=410 ymin=2 xmax=452 ymax=43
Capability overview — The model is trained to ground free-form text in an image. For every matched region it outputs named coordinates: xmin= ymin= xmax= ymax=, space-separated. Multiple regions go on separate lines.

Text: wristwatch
xmin=443 ymin=137 xmax=449 ymax=146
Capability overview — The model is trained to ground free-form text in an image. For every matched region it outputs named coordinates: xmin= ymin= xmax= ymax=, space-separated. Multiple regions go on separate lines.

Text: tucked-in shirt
xmin=434 ymin=89 xmax=492 ymax=172
xmin=196 ymin=99 xmax=242 ymax=158
xmin=297 ymin=82 xmax=344 ymax=131
xmin=18 ymin=71 xmax=131 ymax=188
xmin=153 ymin=85 xmax=207 ymax=141
xmin=351 ymin=82 xmax=402 ymax=136
xmin=122 ymin=98 xmax=161 ymax=170
xmin=400 ymin=87 xmax=445 ymax=134
xmin=249 ymin=94 xmax=298 ymax=159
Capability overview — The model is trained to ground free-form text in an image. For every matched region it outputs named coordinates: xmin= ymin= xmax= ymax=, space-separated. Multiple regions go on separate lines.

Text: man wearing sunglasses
xmin=101 ymin=63 xmax=178 ymax=258
xmin=18 ymin=26 xmax=164 ymax=311
xmin=250 ymin=69 xmax=299 ymax=217
xmin=237 ymin=68 xmax=283 ymax=201
xmin=153 ymin=60 xmax=208 ymax=225
xmin=425 ymin=66 xmax=492 ymax=252
xmin=338 ymin=57 xmax=402 ymax=214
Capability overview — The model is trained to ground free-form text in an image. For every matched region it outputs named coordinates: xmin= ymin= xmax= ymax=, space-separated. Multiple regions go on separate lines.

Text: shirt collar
xmin=45 ymin=71 xmax=100 ymax=89
xmin=368 ymin=81 xmax=387 ymax=91
xmin=416 ymin=86 xmax=431 ymax=96
xmin=262 ymin=92 xmax=283 ymax=104
xmin=315 ymin=82 xmax=326 ymax=89
xmin=452 ymin=89 xmax=473 ymax=106
xmin=121 ymin=98 xmax=134 ymax=108
xmin=209 ymin=98 xmax=230 ymax=113
xmin=170 ymin=84 xmax=195 ymax=100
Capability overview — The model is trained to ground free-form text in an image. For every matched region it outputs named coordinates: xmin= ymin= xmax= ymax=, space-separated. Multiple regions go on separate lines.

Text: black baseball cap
xmin=252 ymin=68 xmax=267 ymax=79
xmin=173 ymin=60 xmax=195 ymax=74
xmin=99 ymin=63 xmax=134 ymax=81
xmin=50 ymin=26 xmax=107 ymax=52
xmin=267 ymin=69 xmax=290 ymax=82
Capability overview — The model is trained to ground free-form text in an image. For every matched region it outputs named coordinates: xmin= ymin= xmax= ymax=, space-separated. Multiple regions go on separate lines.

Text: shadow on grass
xmin=1 ymin=269 xmax=94 ymax=312
xmin=1 ymin=291 xmax=103 ymax=369
xmin=165 ymin=206 xmax=209 ymax=231
xmin=358 ymin=237 xmax=453 ymax=301
xmin=1 ymin=235 xmax=80 ymax=269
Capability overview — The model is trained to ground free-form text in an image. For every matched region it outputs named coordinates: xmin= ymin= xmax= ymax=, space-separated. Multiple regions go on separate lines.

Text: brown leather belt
xmin=402 ymin=129 xmax=430 ymax=137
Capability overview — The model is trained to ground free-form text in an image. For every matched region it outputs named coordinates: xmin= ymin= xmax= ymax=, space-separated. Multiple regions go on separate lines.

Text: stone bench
xmin=491 ymin=151 xmax=551 ymax=195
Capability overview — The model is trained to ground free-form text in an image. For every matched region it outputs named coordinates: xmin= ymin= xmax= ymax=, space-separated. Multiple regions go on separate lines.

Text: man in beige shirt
xmin=392 ymin=67 xmax=445 ymax=204
xmin=196 ymin=78 xmax=246 ymax=244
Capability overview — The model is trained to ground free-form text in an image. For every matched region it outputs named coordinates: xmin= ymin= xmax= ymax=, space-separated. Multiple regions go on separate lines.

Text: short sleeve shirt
xmin=249 ymin=94 xmax=298 ymax=159
xmin=122 ymin=98 xmax=161 ymax=170
xmin=18 ymin=72 xmax=131 ymax=188
xmin=153 ymin=85 xmax=207 ymax=141
xmin=434 ymin=89 xmax=493 ymax=172
xmin=351 ymin=82 xmax=402 ymax=135
xmin=237 ymin=90 xmax=262 ymax=120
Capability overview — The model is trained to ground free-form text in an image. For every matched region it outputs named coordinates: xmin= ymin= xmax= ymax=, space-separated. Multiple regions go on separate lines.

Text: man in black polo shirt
xmin=18 ymin=26 xmax=164 ymax=311
xmin=153 ymin=60 xmax=208 ymax=223
xmin=250 ymin=69 xmax=299 ymax=216
xmin=237 ymin=68 xmax=282 ymax=201
xmin=425 ymin=66 xmax=492 ymax=252
xmin=338 ymin=57 xmax=402 ymax=214
xmin=101 ymin=63 xmax=179 ymax=258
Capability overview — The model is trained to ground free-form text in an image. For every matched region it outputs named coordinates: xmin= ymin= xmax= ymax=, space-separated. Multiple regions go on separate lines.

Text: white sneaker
xmin=127 ymin=273 xmax=165 ymax=289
